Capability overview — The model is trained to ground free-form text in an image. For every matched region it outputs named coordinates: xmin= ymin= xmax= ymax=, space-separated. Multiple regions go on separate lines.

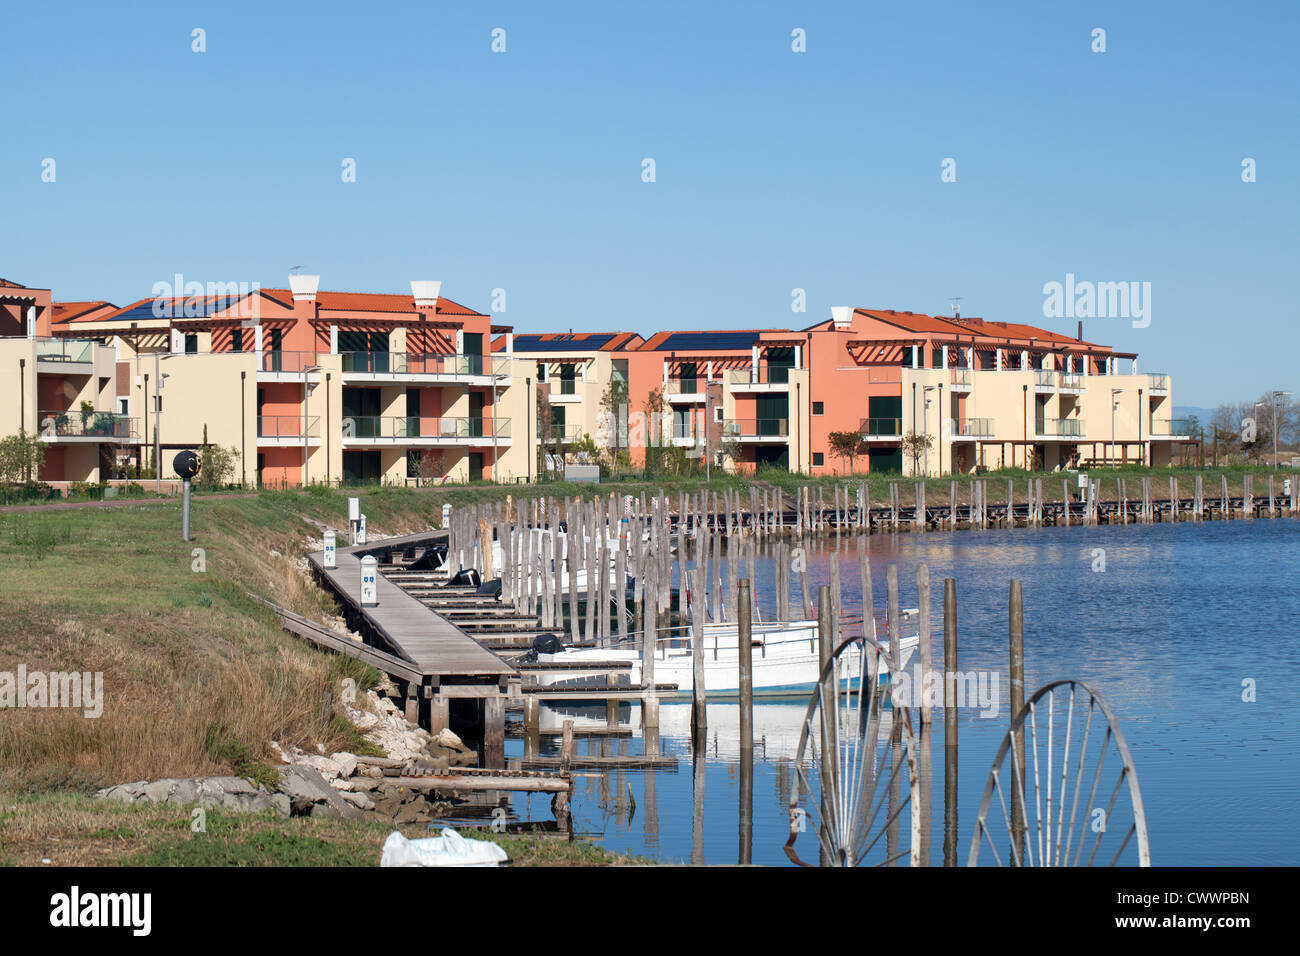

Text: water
xmin=501 ymin=518 xmax=1300 ymax=865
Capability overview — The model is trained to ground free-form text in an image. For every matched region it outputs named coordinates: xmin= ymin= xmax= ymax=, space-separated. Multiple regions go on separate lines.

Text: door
xmin=469 ymin=391 xmax=484 ymax=438
xmin=463 ymin=333 xmax=483 ymax=375
xmin=469 ymin=452 xmax=484 ymax=482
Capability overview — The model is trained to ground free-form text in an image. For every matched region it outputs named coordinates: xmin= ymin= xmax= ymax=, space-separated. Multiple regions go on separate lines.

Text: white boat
xmin=535 ymin=613 xmax=920 ymax=699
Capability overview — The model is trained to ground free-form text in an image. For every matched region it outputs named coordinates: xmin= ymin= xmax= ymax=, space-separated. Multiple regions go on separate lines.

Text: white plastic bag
xmin=380 ymin=828 xmax=508 ymax=867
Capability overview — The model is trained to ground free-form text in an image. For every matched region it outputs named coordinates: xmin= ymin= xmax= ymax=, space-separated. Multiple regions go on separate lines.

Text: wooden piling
xmin=942 ymin=577 xmax=958 ymax=867
xmin=917 ymin=563 xmax=932 ymax=726
xmin=1008 ymin=579 xmax=1026 ymax=861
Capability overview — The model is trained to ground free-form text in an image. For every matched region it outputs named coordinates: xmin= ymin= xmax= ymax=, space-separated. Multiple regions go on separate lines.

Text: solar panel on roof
xmin=514 ymin=334 xmax=618 ymax=352
xmin=655 ymin=331 xmax=760 ymax=351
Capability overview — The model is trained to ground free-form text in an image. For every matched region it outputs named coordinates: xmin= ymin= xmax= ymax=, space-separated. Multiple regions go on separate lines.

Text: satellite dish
xmin=173 ymin=450 xmax=200 ymax=480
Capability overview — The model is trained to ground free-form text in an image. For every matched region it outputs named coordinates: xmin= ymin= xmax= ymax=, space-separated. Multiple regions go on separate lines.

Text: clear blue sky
xmin=2 ymin=0 xmax=1297 ymax=406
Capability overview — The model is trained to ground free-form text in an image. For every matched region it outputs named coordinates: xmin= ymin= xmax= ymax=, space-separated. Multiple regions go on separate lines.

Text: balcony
xmin=861 ymin=366 xmax=903 ymax=385
xmin=859 ymin=417 xmax=903 ymax=440
xmin=1147 ymin=372 xmax=1170 ymax=394
xmin=536 ymin=423 xmax=583 ymax=444
xmin=257 ymin=415 xmax=321 ymax=446
xmin=257 ymin=350 xmax=323 ymax=381
xmin=1057 ymin=372 xmax=1085 ymax=394
xmin=726 ymin=366 xmax=793 ymax=391
xmin=721 ymin=418 xmax=789 ymax=442
xmin=548 ymin=378 xmax=582 ymax=403
xmin=1036 ymin=418 xmax=1085 ymax=439
xmin=341 ymin=416 xmax=511 ymax=447
xmin=950 ymin=367 xmax=973 ymax=391
xmin=38 ymin=410 xmax=139 ymax=443
xmin=949 ymin=418 xmax=994 ymax=438
xmin=35 ymin=339 xmax=97 ymax=369
xmin=663 ymin=379 xmax=706 ymax=403
xmin=1150 ymin=418 xmax=1192 ymax=439
xmin=339 ymin=352 xmax=511 ymax=383
xmin=1033 ymin=369 xmax=1056 ymax=393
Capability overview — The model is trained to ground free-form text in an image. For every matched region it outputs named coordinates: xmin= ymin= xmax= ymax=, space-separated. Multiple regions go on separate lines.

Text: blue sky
xmin=2 ymin=0 xmax=1297 ymax=406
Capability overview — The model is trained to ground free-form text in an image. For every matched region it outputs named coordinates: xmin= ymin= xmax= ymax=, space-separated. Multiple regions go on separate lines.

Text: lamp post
xmin=1110 ymin=388 xmax=1124 ymax=465
xmin=1257 ymin=391 xmax=1290 ymax=468
xmin=302 ymin=364 xmax=322 ymax=486
xmin=923 ymin=385 xmax=937 ymax=476
xmin=153 ymin=351 xmax=173 ymax=493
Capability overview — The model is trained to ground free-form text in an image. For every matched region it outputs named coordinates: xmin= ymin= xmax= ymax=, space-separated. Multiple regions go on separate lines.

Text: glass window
xmin=813 ymin=452 xmax=824 ymax=466
xmin=813 ymin=402 xmax=824 ymax=415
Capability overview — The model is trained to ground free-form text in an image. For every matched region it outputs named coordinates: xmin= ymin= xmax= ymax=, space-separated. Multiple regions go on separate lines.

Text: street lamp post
xmin=1111 ymin=388 xmax=1124 ymax=466
xmin=923 ymin=385 xmax=937 ymax=476
xmin=303 ymin=364 xmax=322 ymax=486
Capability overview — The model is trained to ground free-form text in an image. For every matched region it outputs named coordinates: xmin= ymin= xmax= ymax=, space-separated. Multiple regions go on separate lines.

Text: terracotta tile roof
xmin=52 ymin=300 xmax=114 ymax=324
xmin=0 ymin=278 xmax=29 ymax=289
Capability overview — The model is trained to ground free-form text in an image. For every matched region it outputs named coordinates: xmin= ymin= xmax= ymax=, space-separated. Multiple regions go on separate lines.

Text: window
xmin=714 ymin=406 xmax=724 ymax=422
xmin=536 ymin=362 xmax=547 ymax=383
xmin=673 ymin=407 xmax=691 ymax=439
xmin=184 ymin=334 xmax=198 ymax=354
xmin=812 ymin=402 xmax=824 ymax=415
xmin=559 ymin=363 xmax=576 ymax=395
xmin=813 ymin=452 xmax=824 ymax=466
xmin=118 ymin=398 xmax=128 ymax=415
xmin=231 ymin=328 xmax=243 ymax=352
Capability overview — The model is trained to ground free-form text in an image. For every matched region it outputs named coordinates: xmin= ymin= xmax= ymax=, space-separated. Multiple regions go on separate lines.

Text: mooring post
xmin=738 ymin=577 xmax=754 ymax=866
xmin=523 ymin=694 xmax=540 ymax=760
xmin=1009 ymin=579 xmax=1026 ymax=863
xmin=817 ymin=583 xmax=834 ymax=868
xmin=943 ymin=578 xmax=958 ymax=867
xmin=484 ymin=694 xmax=505 ymax=769
xmin=690 ymin=563 xmax=707 ymax=743
xmin=917 ymin=563 xmax=932 ymax=726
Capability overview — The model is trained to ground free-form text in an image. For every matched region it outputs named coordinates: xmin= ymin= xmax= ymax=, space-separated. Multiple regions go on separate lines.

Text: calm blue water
xmin=502 ymin=518 xmax=1300 ymax=865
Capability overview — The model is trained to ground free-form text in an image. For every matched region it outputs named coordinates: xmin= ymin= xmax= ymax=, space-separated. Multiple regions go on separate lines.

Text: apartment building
xmin=50 ymin=276 xmax=532 ymax=486
xmin=1 ymin=279 xmax=137 ymax=484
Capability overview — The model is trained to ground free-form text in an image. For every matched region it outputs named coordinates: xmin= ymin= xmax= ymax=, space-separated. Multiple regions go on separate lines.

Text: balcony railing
xmin=1037 ymin=418 xmax=1085 ymax=437
xmin=1034 ymin=369 xmax=1056 ymax=388
xmin=1057 ymin=372 xmax=1085 ymax=391
xmin=861 ymin=367 xmax=903 ymax=385
xmin=35 ymin=339 xmax=96 ymax=364
xmin=662 ymin=379 xmax=704 ymax=397
xmin=725 ymin=366 xmax=793 ymax=386
xmin=257 ymin=350 xmax=319 ymax=374
xmin=257 ymin=416 xmax=321 ymax=439
xmin=950 ymin=417 xmax=994 ymax=437
xmin=1151 ymin=417 xmax=1192 ymax=437
xmin=39 ymin=410 xmax=137 ymax=439
xmin=1148 ymin=372 xmax=1170 ymax=391
xmin=342 ymin=416 xmax=511 ymax=440
xmin=950 ymin=368 xmax=972 ymax=387
xmin=722 ymin=418 xmax=789 ymax=439
xmin=338 ymin=352 xmax=510 ymax=377
xmin=537 ymin=423 xmax=582 ymax=443
xmin=859 ymin=417 xmax=903 ymax=437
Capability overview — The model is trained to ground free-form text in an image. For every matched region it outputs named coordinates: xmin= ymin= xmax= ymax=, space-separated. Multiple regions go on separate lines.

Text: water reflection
xmin=504 ymin=519 xmax=1300 ymax=865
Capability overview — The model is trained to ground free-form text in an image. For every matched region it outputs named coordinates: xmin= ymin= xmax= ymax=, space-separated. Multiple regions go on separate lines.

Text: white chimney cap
xmin=288 ymin=274 xmax=320 ymax=301
xmin=830 ymin=306 xmax=852 ymax=328
xmin=411 ymin=281 xmax=442 ymax=308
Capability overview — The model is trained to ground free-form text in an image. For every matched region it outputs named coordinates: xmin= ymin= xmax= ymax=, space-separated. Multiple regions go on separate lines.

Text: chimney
xmin=288 ymin=274 xmax=319 ymax=302
xmin=1077 ymin=320 xmax=1083 ymax=342
xmin=411 ymin=281 xmax=442 ymax=309
xmin=830 ymin=306 xmax=852 ymax=328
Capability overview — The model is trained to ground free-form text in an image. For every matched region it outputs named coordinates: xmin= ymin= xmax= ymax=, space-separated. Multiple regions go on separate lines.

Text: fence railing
xmin=859 ymin=417 xmax=903 ymax=437
xmin=1037 ymin=418 xmax=1085 ymax=437
xmin=39 ymin=410 xmax=138 ymax=439
xmin=341 ymin=416 xmax=511 ymax=440
xmin=722 ymin=418 xmax=789 ymax=438
xmin=35 ymin=339 xmax=96 ymax=363
xmin=257 ymin=416 xmax=321 ymax=439
xmin=1151 ymin=417 xmax=1192 ymax=437
xmin=950 ymin=417 xmax=994 ymax=437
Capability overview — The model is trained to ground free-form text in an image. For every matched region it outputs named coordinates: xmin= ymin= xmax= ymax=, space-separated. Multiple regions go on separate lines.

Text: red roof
xmin=52 ymin=300 xmax=113 ymax=324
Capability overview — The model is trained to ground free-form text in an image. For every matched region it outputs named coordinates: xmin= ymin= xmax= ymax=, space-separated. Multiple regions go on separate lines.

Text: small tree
xmin=902 ymin=431 xmax=932 ymax=475
xmin=642 ymin=386 xmax=665 ymax=454
xmin=599 ymin=378 xmax=629 ymax=458
xmin=0 ymin=432 xmax=46 ymax=484
xmin=828 ymin=431 xmax=867 ymax=474
xmin=197 ymin=444 xmax=240 ymax=490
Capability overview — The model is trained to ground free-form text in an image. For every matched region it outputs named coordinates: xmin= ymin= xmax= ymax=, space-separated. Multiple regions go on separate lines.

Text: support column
xmin=483 ymin=695 xmax=505 ymax=769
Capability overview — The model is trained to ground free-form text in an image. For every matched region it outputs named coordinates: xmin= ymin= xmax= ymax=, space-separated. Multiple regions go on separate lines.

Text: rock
xmin=330 ymin=777 xmax=356 ymax=792
xmin=394 ymin=802 xmax=429 ymax=825
xmin=339 ymin=790 xmax=375 ymax=811
xmin=277 ymin=765 xmax=359 ymax=819
xmin=331 ymin=752 xmax=358 ymax=777
xmin=301 ymin=755 xmax=343 ymax=780
xmin=433 ymin=728 xmax=466 ymax=751
xmin=339 ymin=679 xmax=358 ymax=706
xmin=92 ymin=777 xmax=287 ymax=817
xmin=352 ymin=777 xmax=381 ymax=792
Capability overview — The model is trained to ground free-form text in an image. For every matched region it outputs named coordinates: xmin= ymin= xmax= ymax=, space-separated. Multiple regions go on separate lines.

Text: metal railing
xmin=1057 ymin=372 xmax=1085 ymax=390
xmin=341 ymin=416 xmax=511 ymax=440
xmin=257 ymin=350 xmax=319 ymax=374
xmin=1034 ymin=369 xmax=1056 ymax=387
xmin=39 ymin=410 xmax=138 ymax=439
xmin=338 ymin=352 xmax=509 ymax=377
xmin=662 ymin=379 xmax=704 ymax=397
xmin=537 ymin=423 xmax=582 ymax=443
xmin=35 ymin=339 xmax=97 ymax=363
xmin=1150 ymin=417 xmax=1192 ymax=437
xmin=950 ymin=368 xmax=972 ymax=387
xmin=725 ymin=366 xmax=793 ymax=386
xmin=257 ymin=416 xmax=321 ymax=439
xmin=951 ymin=417 xmax=994 ymax=437
xmin=859 ymin=417 xmax=903 ymax=437
xmin=1148 ymin=372 xmax=1170 ymax=390
xmin=722 ymin=418 xmax=789 ymax=438
xmin=1037 ymin=418 xmax=1085 ymax=437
